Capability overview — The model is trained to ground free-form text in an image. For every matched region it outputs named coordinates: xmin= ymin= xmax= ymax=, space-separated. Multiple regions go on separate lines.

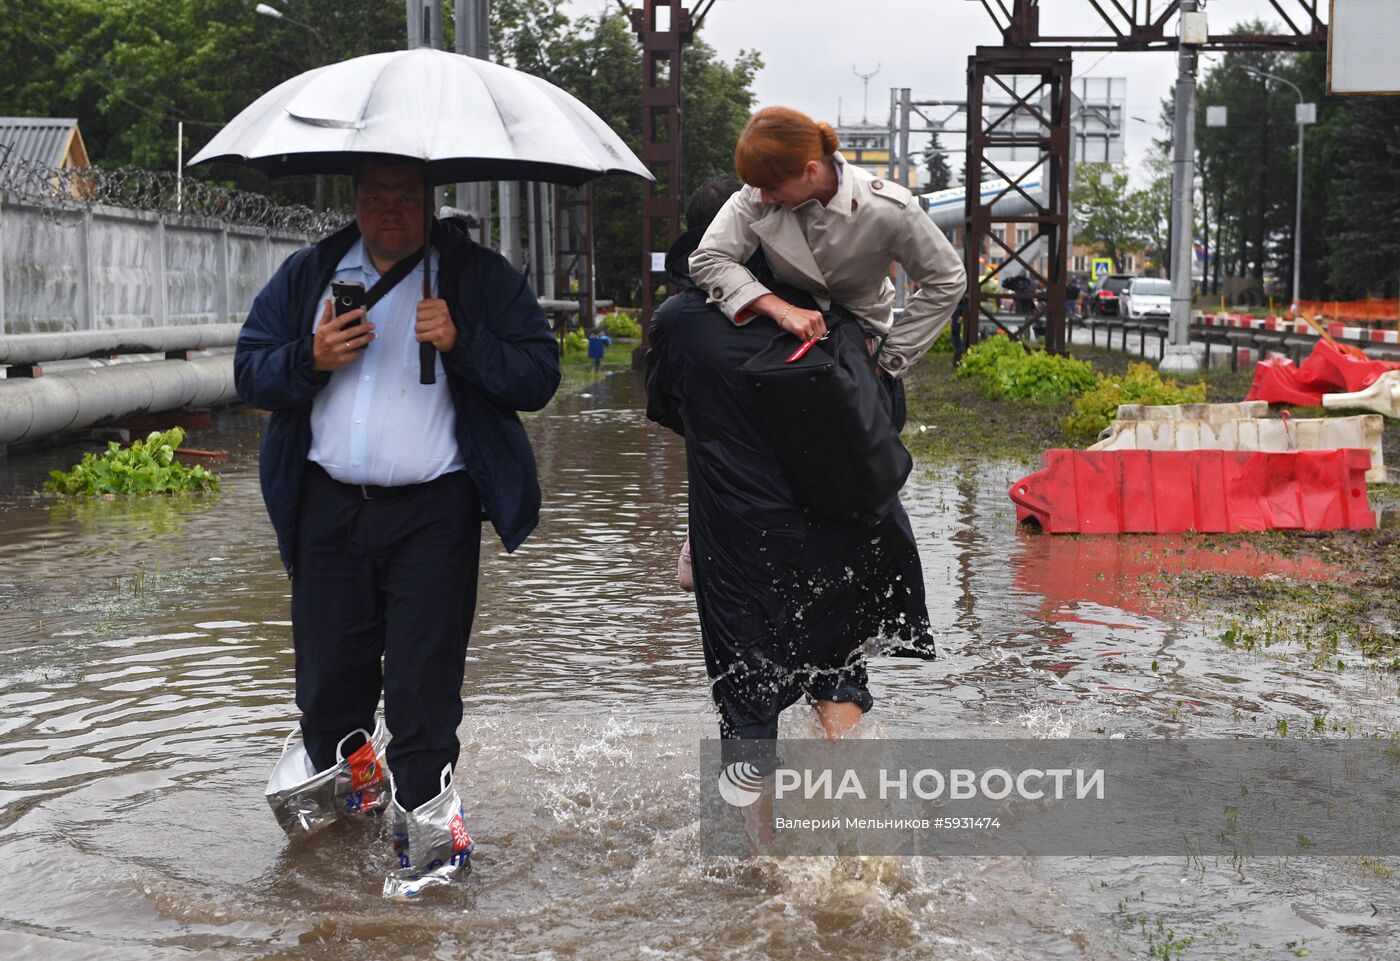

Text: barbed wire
xmin=0 ymin=144 xmax=349 ymax=236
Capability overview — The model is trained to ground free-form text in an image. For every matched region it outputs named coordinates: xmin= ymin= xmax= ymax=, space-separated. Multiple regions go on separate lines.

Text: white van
xmin=1120 ymin=277 xmax=1173 ymax=321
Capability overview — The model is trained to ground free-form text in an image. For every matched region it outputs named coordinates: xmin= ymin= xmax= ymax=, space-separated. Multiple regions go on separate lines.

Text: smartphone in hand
xmin=331 ymin=280 xmax=367 ymax=349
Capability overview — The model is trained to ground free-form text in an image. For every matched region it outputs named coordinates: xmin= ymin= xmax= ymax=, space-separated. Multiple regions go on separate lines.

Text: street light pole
xmin=1161 ymin=0 xmax=1205 ymax=375
xmin=254 ymin=3 xmax=328 ymax=54
xmin=1243 ymin=66 xmax=1313 ymax=311
xmin=256 ymin=3 xmax=330 ymax=208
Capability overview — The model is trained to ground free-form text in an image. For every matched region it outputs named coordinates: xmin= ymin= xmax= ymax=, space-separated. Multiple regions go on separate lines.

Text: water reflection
xmin=1012 ymin=529 xmax=1345 ymax=621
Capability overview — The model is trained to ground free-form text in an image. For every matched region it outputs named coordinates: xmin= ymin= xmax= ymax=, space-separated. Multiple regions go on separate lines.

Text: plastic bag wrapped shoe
xmin=265 ymin=718 xmax=389 ymax=837
xmin=382 ymin=765 xmax=473 ymax=900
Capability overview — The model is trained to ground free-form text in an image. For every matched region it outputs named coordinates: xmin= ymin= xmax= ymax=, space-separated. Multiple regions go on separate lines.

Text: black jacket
xmin=645 ymin=231 xmax=935 ymax=689
xmin=235 ymin=218 xmax=560 ymax=572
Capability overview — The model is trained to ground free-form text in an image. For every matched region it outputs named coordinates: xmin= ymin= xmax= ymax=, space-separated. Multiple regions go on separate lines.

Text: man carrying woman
xmin=646 ymin=107 xmax=965 ymax=757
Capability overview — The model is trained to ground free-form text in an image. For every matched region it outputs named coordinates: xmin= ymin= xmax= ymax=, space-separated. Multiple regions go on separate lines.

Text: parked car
xmin=1090 ymin=273 xmax=1135 ymax=317
xmin=1120 ymin=277 xmax=1173 ymax=322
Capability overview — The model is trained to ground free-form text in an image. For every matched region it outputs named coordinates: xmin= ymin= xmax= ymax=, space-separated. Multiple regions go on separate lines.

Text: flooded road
xmin=0 ymin=372 xmax=1395 ymax=960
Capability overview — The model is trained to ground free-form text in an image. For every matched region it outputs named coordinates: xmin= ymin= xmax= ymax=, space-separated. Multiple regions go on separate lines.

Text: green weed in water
xmin=43 ymin=427 xmax=219 ymax=496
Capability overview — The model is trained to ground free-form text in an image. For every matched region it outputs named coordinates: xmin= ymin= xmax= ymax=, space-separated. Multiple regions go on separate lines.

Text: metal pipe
xmin=0 ymin=324 xmax=241 ymax=366
xmin=1294 ymin=119 xmax=1304 ymax=308
xmin=0 ymin=355 xmax=237 ymax=445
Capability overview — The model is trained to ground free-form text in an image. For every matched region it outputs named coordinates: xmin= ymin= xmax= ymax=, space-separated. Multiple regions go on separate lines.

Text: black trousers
xmin=292 ymin=463 xmax=481 ymax=810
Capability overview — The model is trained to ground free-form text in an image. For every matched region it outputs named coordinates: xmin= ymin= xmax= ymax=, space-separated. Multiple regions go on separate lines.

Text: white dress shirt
xmin=308 ymin=240 xmax=464 ymax=486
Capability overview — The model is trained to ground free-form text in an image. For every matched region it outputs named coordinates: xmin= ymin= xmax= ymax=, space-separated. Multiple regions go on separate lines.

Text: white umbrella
xmin=189 ymin=47 xmax=651 ymax=185
xmin=190 ymin=47 xmax=651 ymax=384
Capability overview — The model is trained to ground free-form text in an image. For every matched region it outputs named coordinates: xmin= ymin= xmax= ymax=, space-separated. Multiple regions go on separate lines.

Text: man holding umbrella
xmin=237 ymin=155 xmax=559 ymax=896
xmin=198 ymin=46 xmax=649 ymax=898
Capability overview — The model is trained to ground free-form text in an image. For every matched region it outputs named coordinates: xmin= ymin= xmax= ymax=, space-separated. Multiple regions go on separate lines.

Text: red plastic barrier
xmin=1244 ymin=356 xmax=1324 ymax=406
xmin=1248 ymin=342 xmax=1400 ymax=405
xmin=1008 ymin=449 xmax=1375 ymax=534
xmin=1295 ymin=339 xmax=1400 ymax=394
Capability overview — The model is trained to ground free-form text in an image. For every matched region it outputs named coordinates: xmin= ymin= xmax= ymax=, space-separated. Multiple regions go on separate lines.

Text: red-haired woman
xmin=674 ymin=108 xmax=965 ymax=743
xmin=690 ymin=106 xmax=965 ymax=379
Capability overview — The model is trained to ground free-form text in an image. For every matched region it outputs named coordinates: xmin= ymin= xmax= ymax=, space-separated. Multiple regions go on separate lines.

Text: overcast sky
xmin=562 ymin=0 xmax=1325 ymax=186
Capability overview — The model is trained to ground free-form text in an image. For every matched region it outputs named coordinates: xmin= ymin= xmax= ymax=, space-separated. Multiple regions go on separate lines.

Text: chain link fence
xmin=0 ymin=144 xmax=349 ymax=236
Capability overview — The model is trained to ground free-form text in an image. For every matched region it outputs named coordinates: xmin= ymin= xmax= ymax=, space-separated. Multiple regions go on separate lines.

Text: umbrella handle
xmin=420 ymin=341 xmax=435 ymax=385
xmin=420 ymin=166 xmax=436 ymax=386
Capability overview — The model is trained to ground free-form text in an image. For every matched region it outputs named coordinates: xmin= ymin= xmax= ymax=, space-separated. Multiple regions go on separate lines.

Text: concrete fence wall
xmin=0 ymin=192 xmax=312 ymax=336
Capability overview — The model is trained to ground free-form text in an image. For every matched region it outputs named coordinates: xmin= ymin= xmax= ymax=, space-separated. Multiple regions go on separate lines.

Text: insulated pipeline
xmin=0 ymin=355 xmax=237 ymax=444
xmin=0 ymin=324 xmax=242 ymax=366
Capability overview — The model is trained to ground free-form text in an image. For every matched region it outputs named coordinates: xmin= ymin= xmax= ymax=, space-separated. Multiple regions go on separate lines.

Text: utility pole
xmin=625 ymin=0 xmax=695 ymax=360
xmin=1243 ymin=66 xmax=1313 ymax=310
xmin=406 ymin=1 xmax=446 ymax=213
xmin=1161 ymin=0 xmax=1204 ymax=375
xmin=886 ymin=87 xmax=897 ymax=181
xmin=894 ymin=87 xmax=912 ymax=308
xmin=853 ymin=64 xmax=880 ymax=123
xmin=455 ymin=0 xmax=493 ymax=247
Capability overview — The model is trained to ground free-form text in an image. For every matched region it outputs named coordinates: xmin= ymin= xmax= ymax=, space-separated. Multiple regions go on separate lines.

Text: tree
xmin=1191 ymin=26 xmax=1297 ymax=293
xmin=923 ymin=131 xmax=951 ymax=192
xmin=0 ymin=1 xmax=402 ymax=205
xmin=1324 ymin=95 xmax=1400 ymax=297
xmin=1070 ymin=163 xmax=1149 ymax=268
xmin=1133 ymin=157 xmax=1172 ymax=277
xmin=2 ymin=0 xmax=763 ymax=302
xmin=1191 ymin=33 xmax=1400 ymax=300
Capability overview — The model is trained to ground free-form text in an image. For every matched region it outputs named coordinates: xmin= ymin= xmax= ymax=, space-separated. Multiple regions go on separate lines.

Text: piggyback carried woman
xmin=690 ymin=106 xmax=965 ymax=382
xmin=647 ymin=107 xmax=966 ymax=755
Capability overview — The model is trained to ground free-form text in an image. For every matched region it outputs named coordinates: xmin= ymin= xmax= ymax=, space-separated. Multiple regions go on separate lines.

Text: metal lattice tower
xmin=963 ymin=0 xmax=1328 ymax=356
xmin=553 ymin=184 xmax=596 ymax=339
xmin=966 ymin=48 xmax=1073 ymax=353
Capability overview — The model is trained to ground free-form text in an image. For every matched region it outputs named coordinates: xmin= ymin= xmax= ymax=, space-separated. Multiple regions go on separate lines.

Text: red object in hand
xmin=786 ymin=337 xmax=820 ymax=364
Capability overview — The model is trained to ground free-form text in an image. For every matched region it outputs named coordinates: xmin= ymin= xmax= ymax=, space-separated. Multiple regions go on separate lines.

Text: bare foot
xmin=812 ymin=700 xmax=863 ymax=739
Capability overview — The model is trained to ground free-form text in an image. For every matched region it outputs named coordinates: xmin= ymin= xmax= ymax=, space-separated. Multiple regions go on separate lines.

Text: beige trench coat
xmin=689 ymin=152 xmax=966 ymax=378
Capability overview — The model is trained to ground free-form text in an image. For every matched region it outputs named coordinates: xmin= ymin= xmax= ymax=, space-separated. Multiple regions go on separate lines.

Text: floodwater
xmin=0 ymin=372 xmax=1395 ymax=960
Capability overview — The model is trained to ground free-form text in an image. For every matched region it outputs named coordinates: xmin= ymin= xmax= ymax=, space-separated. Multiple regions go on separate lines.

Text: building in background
xmin=835 ymin=119 xmax=919 ymax=190
xmin=0 ymin=117 xmax=92 ymax=198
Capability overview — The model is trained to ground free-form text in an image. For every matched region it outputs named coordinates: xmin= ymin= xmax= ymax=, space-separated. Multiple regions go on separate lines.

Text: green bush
xmin=602 ymin=311 xmax=642 ymax=339
xmin=955 ymin=333 xmax=1023 ymax=383
xmin=563 ymin=330 xmax=588 ymax=355
xmin=1065 ymin=363 xmax=1207 ymax=443
xmin=994 ymin=349 xmax=1097 ymax=402
xmin=955 ymin=334 xmax=1096 ymax=403
xmin=43 ymin=427 xmax=219 ymax=495
xmin=927 ymin=326 xmax=953 ymax=354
